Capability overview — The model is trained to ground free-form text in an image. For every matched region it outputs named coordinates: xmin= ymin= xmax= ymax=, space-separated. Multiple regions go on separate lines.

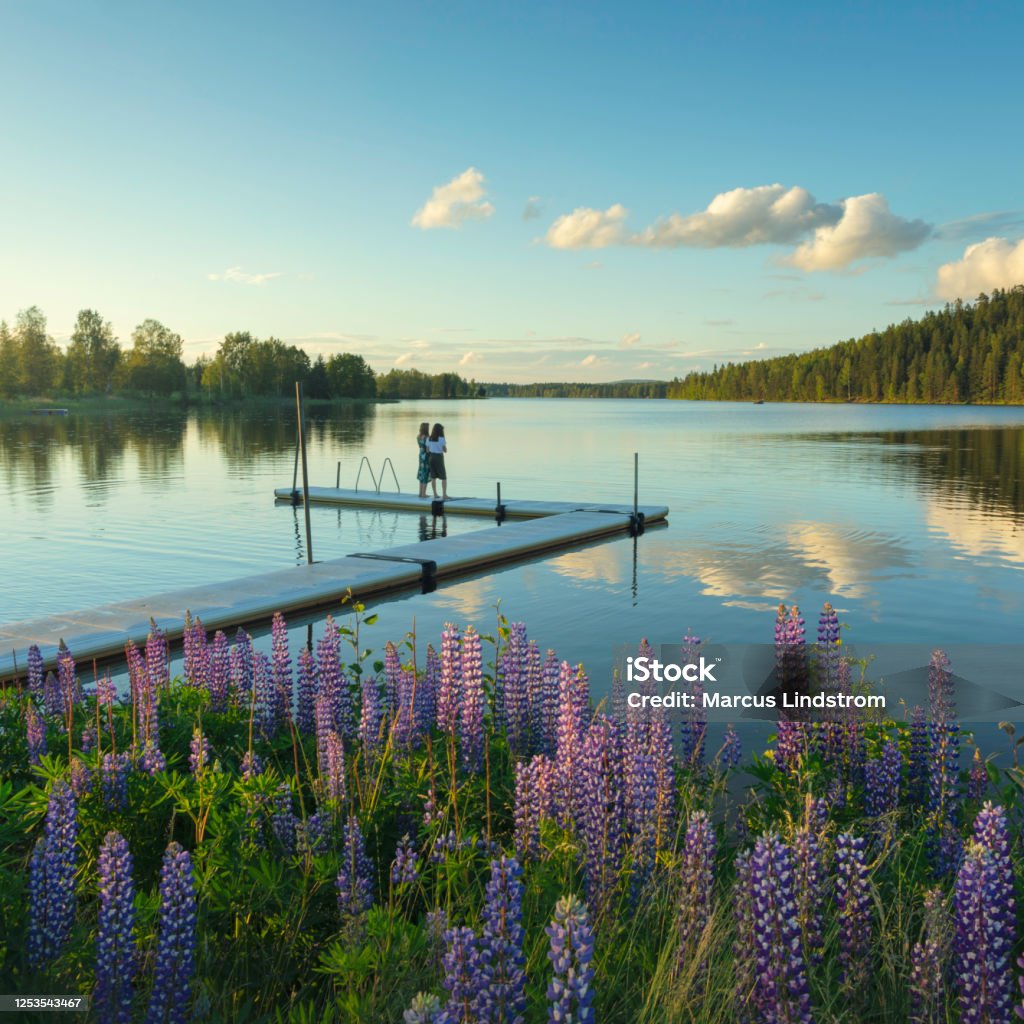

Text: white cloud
xmin=635 ymin=185 xmax=839 ymax=249
xmin=545 ymin=204 xmax=628 ymax=249
xmin=411 ymin=167 xmax=495 ymax=229
xmin=788 ymin=193 xmax=930 ymax=271
xmin=935 ymin=237 xmax=1024 ymax=299
xmin=458 ymin=351 xmax=480 ymax=367
xmin=522 ymin=196 xmax=543 ymax=221
xmin=394 ymin=352 xmax=415 ymax=366
xmin=207 ymin=266 xmax=283 ymax=285
xmin=620 ymin=331 xmax=641 ymax=348
xmin=580 ymin=354 xmax=604 ymax=367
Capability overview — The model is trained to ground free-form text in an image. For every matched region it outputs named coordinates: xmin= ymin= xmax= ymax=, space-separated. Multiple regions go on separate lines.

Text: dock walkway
xmin=1 ymin=490 xmax=667 ymax=678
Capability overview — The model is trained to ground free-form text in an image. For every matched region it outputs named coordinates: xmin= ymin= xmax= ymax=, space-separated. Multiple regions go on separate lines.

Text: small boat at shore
xmin=31 ymin=408 xmax=69 ymax=416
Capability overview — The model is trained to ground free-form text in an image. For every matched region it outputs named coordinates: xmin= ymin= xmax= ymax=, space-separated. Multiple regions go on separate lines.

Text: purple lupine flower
xmin=774 ymin=718 xmax=806 ymax=774
xmin=27 ymin=643 xmax=45 ymax=705
xmin=252 ymin=651 xmax=274 ymax=737
xmin=188 ymin=727 xmax=211 ymax=777
xmin=954 ymin=841 xmax=1014 ymax=1023
xmin=968 ymin=749 xmax=988 ymax=801
xmin=57 ymin=641 xmax=83 ymax=712
xmin=229 ymin=629 xmax=254 ymax=711
xmin=678 ymin=811 xmax=715 ymax=973
xmin=546 ymin=895 xmax=595 ymax=1024
xmin=270 ymin=611 xmax=292 ymax=732
xmin=420 ymin=643 xmax=440 ymax=737
xmin=679 ymin=633 xmax=706 ymax=768
xmin=27 ymin=780 xmax=78 ymax=968
xmin=623 ymin=741 xmax=657 ymax=898
xmin=441 ymin=926 xmax=487 ymax=1023
xmin=384 ymin=640 xmax=402 ymax=717
xmin=775 ymin=603 xmax=809 ymax=690
xmin=908 ymin=705 xmax=928 ymax=805
xmin=97 ymin=673 xmax=117 ymax=709
xmin=101 ymin=752 xmax=132 ymax=810
xmin=208 ymin=631 xmax=231 ymax=713
xmin=479 ymin=856 xmax=527 ymax=1024
xmin=271 ymin=783 xmax=297 ymax=856
xmin=80 ymin=725 xmax=95 ymax=752
xmin=793 ymin=825 xmax=827 ymax=966
xmin=522 ymin=642 xmax=544 ymax=753
xmin=815 ymin=600 xmax=841 ymax=686
xmin=315 ymin=690 xmax=335 ymax=775
xmin=183 ymin=613 xmax=209 ymax=691
xmin=70 ymin=756 xmax=93 ymax=798
xmin=865 ymin=739 xmax=902 ymax=817
xmin=240 ymin=750 xmax=263 ymax=780
xmin=26 ymin=700 xmax=46 ymax=765
xmin=316 ymin=617 xmax=354 ymax=740
xmin=391 ymin=835 xmax=420 ymax=886
xmin=500 ymin=623 xmax=531 ymax=757
xmin=138 ymin=740 xmax=166 ymax=775
xmin=972 ymin=802 xmax=1014 ymax=927
xmin=927 ymin=650 xmax=959 ymax=820
xmin=145 ymin=621 xmax=169 ymax=693
xmin=297 ymin=812 xmax=333 ymax=857
xmin=720 ymin=724 xmax=742 ymax=768
xmin=732 ymin=850 xmax=756 ymax=1018
xmin=145 ymin=842 xmax=197 ymax=1024
xmin=650 ymin=719 xmax=675 ymax=853
xmin=746 ymin=832 xmax=814 ymax=1023
xmin=436 ymin=623 xmax=461 ymax=736
xmin=513 ymin=755 xmax=555 ymax=859
xmin=43 ymin=669 xmax=63 ymax=721
xmin=95 ymin=831 xmax=137 ymax=1024
xmin=910 ymin=887 xmax=948 ymax=1024
xmin=128 ymin=638 xmax=158 ymax=747
xmin=579 ymin=714 xmax=625 ymax=911
xmin=337 ymin=816 xmax=373 ymax=919
xmin=539 ymin=649 xmax=561 ymax=759
xmin=359 ymin=676 xmax=384 ymax=756
xmin=459 ymin=626 xmax=485 ymax=771
xmin=555 ymin=661 xmax=588 ymax=830
xmin=834 ymin=832 xmax=872 ymax=988
xmin=295 ymin=646 xmax=318 ymax=736
xmin=323 ymin=730 xmax=346 ymax=806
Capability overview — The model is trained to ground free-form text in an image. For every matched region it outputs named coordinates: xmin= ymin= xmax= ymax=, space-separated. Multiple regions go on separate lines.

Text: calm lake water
xmin=3 ymin=399 xmax=1024 ymax=714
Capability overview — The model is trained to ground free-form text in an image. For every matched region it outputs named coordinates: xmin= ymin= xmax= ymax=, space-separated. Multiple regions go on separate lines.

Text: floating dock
xmin=1 ymin=491 xmax=668 ymax=678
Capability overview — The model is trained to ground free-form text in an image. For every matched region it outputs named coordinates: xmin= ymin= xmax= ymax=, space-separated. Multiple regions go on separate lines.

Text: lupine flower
xmin=908 ymin=705 xmax=928 ymax=805
xmin=97 ymin=674 xmax=117 ymax=709
xmin=968 ymin=749 xmax=988 ymax=801
xmin=459 ymin=626 xmax=485 ymax=770
xmin=146 ymin=622 xmax=169 ymax=692
xmin=404 ymin=993 xmax=443 ymax=1024
xmin=774 ymin=718 xmax=807 ymax=775
xmin=579 ymin=714 xmax=625 ymax=911
xmin=27 ymin=644 xmax=45 ymax=705
xmin=420 ymin=643 xmax=440 ymax=737
xmin=295 ymin=646 xmax=318 ymax=736
xmin=500 ymin=623 xmax=531 ymax=756
xmin=270 ymin=611 xmax=292 ymax=732
xmin=546 ymin=895 xmax=595 ymax=1024
xmin=57 ymin=641 xmax=83 ymax=712
xmin=80 ymin=724 xmax=95 ymax=751
xmin=323 ymin=730 xmax=346 ymax=805
xmin=391 ymin=835 xmax=420 ymax=886
xmin=384 ymin=640 xmax=402 ymax=717
xmin=679 ymin=633 xmax=706 ymax=768
xmin=479 ymin=856 xmax=527 ymax=1024
xmin=678 ymin=811 xmax=715 ymax=973
xmin=208 ymin=631 xmax=231 ymax=713
xmin=720 ymin=724 xmax=742 ymax=768
xmin=26 ymin=700 xmax=46 ymax=765
xmin=555 ymin=662 xmax=588 ymax=830
xmin=229 ymin=629 xmax=254 ymax=711
xmin=747 ymin=832 xmax=813 ymax=1023
xmin=864 ymin=739 xmax=902 ymax=817
xmin=296 ymin=812 xmax=332 ymax=857
xmin=316 ymin=617 xmax=354 ymax=740
xmin=910 ymin=887 xmax=948 ymax=1024
xmin=436 ymin=623 xmax=461 ymax=735
xmin=271 ymin=783 xmax=297 ymax=856
xmin=650 ymin=719 xmax=675 ymax=852
xmin=240 ymin=751 xmax=263 ymax=780
xmin=834 ymin=833 xmax=872 ymax=988
xmin=188 ymin=728 xmax=211 ymax=776
xmin=732 ymin=850 xmax=756 ymax=1018
xmin=95 ymin=831 xmax=137 ymax=1024
xmin=793 ymin=825 xmax=827 ymax=966
xmin=182 ymin=613 xmax=209 ymax=691
xmin=252 ymin=652 xmax=274 ymax=737
xmin=972 ymin=803 xmax=1014 ymax=932
xmin=145 ymin=842 xmax=197 ymax=1024
xmin=359 ymin=676 xmax=384 ymax=756
xmin=513 ymin=755 xmax=555 ymax=858
xmin=27 ymin=781 xmax=78 ymax=968
xmin=954 ymin=841 xmax=1014 ymax=1023
xmin=138 ymin=740 xmax=166 ymax=775
xmin=70 ymin=757 xmax=93 ymax=798
xmin=927 ymin=650 xmax=959 ymax=820
xmin=391 ymin=666 xmax=417 ymax=749
xmin=815 ymin=601 xmax=841 ymax=688
xmin=337 ymin=816 xmax=373 ymax=919
xmin=441 ymin=926 xmax=487 ymax=1023
xmin=540 ymin=649 xmax=561 ymax=758
xmin=101 ymin=752 xmax=132 ymax=810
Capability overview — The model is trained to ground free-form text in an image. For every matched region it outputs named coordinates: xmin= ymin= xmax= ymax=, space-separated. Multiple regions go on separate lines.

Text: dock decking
xmin=1 ymin=491 xmax=668 ymax=677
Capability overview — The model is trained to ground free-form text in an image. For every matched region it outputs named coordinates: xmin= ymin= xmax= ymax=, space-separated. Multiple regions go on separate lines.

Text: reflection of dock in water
xmin=0 ymin=488 xmax=668 ymax=677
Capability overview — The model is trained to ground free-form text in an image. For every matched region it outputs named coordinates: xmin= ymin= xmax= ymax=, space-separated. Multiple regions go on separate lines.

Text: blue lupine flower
xmin=337 ymin=816 xmax=373 ymax=920
xmin=835 ymin=833 xmax=872 ymax=987
xmin=546 ymin=895 xmax=595 ymax=1024
xmin=459 ymin=626 xmax=485 ymax=770
xmin=479 ymin=856 xmax=527 ymax=1023
xmin=295 ymin=646 xmax=318 ymax=736
xmin=391 ymin=834 xmax=420 ymax=887
xmin=145 ymin=842 xmax=197 ymax=1024
xmin=95 ymin=831 xmax=137 ymax=1024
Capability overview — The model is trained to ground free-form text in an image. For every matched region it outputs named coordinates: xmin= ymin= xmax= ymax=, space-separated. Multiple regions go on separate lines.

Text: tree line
xmin=0 ymin=308 xmax=477 ymax=401
xmin=667 ymin=287 xmax=1024 ymax=404
xmin=483 ymin=380 xmax=668 ymax=398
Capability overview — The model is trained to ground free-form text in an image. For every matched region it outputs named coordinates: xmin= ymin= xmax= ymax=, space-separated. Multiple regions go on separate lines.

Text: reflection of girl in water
xmin=416 ymin=421 xmax=430 ymax=498
xmin=427 ymin=423 xmax=448 ymax=499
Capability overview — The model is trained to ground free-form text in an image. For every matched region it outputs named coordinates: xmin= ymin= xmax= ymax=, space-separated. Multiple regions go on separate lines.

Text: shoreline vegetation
xmin=2 ymin=601 xmax=1022 ymax=1022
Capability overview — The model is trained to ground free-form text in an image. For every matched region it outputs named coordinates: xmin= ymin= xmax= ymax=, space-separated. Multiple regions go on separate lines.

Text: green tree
xmin=64 ymin=309 xmax=121 ymax=393
xmin=0 ymin=321 xmax=16 ymax=396
xmin=14 ymin=306 xmax=60 ymax=394
xmin=325 ymin=352 xmax=376 ymax=398
xmin=121 ymin=319 xmax=186 ymax=396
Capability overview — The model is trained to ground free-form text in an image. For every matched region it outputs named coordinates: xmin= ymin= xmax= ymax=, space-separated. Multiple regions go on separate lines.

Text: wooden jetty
xmin=1 ymin=490 xmax=668 ymax=678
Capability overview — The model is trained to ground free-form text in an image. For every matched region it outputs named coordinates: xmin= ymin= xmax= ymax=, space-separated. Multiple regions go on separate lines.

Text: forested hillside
xmin=667 ymin=287 xmax=1024 ymax=404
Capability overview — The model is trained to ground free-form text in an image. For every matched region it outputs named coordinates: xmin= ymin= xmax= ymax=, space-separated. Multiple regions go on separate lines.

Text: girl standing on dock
xmin=427 ymin=423 xmax=448 ymax=499
xmin=416 ymin=421 xmax=431 ymax=498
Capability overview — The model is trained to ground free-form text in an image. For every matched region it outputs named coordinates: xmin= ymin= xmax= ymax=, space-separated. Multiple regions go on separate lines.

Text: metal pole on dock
xmin=633 ymin=453 xmax=638 ymax=519
xmin=291 ymin=437 xmax=300 ymax=498
xmin=295 ymin=381 xmax=314 ymax=564
xmin=336 ymin=461 xmax=341 ymax=489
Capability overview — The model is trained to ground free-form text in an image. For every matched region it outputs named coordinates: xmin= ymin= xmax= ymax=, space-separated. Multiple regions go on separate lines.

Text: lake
xmin=3 ymin=399 xmax=1024 ymax=715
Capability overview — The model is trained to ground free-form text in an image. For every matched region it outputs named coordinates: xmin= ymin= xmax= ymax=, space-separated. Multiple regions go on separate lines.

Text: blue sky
xmin=2 ymin=0 xmax=1023 ymax=383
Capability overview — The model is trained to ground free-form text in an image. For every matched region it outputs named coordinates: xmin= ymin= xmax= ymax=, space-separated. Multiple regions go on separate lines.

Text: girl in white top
xmin=426 ymin=423 xmax=448 ymax=499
